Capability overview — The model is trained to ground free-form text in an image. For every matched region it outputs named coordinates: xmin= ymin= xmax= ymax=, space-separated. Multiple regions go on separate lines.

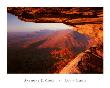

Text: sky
xmin=7 ymin=13 xmax=73 ymax=32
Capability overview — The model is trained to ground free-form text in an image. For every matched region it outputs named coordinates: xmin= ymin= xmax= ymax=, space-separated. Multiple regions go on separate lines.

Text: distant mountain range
xmin=7 ymin=29 xmax=91 ymax=73
xmin=8 ymin=29 xmax=91 ymax=55
xmin=7 ymin=29 xmax=103 ymax=74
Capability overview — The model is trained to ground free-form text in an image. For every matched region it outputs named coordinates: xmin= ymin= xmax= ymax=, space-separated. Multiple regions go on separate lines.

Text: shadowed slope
xmin=60 ymin=43 xmax=103 ymax=74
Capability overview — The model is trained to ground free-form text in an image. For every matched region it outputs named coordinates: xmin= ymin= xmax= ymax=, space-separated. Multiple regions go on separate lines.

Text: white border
xmin=2 ymin=0 xmax=104 ymax=7
xmin=0 ymin=0 xmax=110 ymax=88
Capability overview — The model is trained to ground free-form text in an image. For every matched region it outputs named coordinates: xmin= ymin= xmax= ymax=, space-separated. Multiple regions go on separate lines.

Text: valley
xmin=7 ymin=29 xmax=91 ymax=73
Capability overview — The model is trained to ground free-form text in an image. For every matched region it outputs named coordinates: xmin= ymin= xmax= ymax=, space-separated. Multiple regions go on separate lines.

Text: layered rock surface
xmin=7 ymin=7 xmax=103 ymax=74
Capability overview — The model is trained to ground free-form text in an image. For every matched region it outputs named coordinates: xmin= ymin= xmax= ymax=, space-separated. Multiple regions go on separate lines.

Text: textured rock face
xmin=60 ymin=43 xmax=103 ymax=74
xmin=7 ymin=7 xmax=103 ymax=74
xmin=7 ymin=7 xmax=103 ymax=24
xmin=7 ymin=7 xmax=103 ymax=40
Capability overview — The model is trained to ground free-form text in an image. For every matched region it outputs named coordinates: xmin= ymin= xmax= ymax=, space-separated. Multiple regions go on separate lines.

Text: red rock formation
xmin=7 ymin=7 xmax=103 ymax=41
xmin=60 ymin=43 xmax=103 ymax=74
xmin=7 ymin=7 xmax=103 ymax=74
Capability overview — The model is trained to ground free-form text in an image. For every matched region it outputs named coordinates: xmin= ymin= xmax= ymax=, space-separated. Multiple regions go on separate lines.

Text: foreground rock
xmin=60 ymin=43 xmax=103 ymax=74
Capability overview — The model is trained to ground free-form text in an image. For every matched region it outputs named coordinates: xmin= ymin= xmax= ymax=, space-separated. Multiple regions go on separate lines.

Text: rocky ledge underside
xmin=7 ymin=7 xmax=103 ymax=74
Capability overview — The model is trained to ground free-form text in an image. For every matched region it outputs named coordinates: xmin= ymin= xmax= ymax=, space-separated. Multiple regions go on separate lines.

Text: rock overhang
xmin=7 ymin=7 xmax=103 ymax=40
